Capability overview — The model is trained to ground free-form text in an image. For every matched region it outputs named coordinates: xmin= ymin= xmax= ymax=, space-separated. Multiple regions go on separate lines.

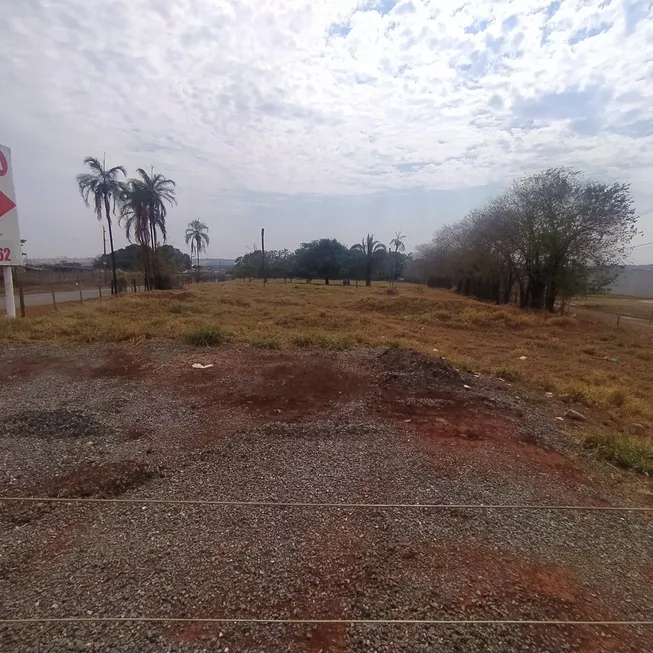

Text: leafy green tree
xmin=415 ymin=168 xmax=638 ymax=311
xmin=185 ymin=220 xmax=210 ymax=282
xmin=351 ymin=234 xmax=386 ymax=286
xmin=233 ymin=250 xmax=263 ymax=280
xmin=94 ymin=244 xmax=190 ymax=274
xmin=295 ymin=239 xmax=348 ymax=284
xmin=76 ymin=156 xmax=126 ymax=293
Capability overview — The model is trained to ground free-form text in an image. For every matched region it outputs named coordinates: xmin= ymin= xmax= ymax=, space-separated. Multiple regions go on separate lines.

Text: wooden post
xmin=617 ymin=314 xmax=620 ymax=328
xmin=18 ymin=281 xmax=25 ymax=318
xmin=261 ymin=227 xmax=266 ymax=284
xmin=98 ymin=285 xmax=102 ymax=299
xmin=51 ymin=285 xmax=57 ymax=311
xmin=79 ymin=285 xmax=84 ymax=305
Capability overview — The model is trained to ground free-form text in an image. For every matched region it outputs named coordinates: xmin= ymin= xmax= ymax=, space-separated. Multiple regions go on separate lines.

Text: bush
xmin=493 ymin=364 xmax=521 ymax=381
xmin=582 ymin=432 xmax=653 ymax=475
xmin=386 ymin=340 xmax=402 ymax=349
xmin=185 ymin=325 xmax=229 ymax=347
xmin=251 ymin=337 xmax=281 ymax=350
xmin=292 ymin=332 xmax=354 ymax=350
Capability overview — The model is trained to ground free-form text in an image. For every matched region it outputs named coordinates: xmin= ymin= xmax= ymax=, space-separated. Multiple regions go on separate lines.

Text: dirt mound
xmin=378 ymin=348 xmax=461 ymax=387
xmin=1 ymin=408 xmax=111 ymax=441
xmin=41 ymin=461 xmax=154 ymax=498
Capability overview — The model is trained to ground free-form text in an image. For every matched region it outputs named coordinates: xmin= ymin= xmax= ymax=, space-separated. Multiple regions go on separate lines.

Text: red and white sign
xmin=0 ymin=144 xmax=21 ymax=266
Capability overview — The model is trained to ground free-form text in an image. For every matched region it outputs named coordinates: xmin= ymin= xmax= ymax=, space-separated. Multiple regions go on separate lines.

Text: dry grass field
xmin=1 ymin=279 xmax=652 ymax=471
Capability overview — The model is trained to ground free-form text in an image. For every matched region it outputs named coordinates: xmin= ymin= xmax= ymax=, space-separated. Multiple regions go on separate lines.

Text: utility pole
xmin=260 ymin=228 xmax=266 ymax=284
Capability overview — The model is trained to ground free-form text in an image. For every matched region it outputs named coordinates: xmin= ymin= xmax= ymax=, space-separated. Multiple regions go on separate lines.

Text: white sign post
xmin=0 ymin=144 xmax=21 ymax=318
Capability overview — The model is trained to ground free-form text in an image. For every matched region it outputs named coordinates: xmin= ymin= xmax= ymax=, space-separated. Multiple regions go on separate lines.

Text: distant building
xmin=609 ymin=266 xmax=653 ymax=298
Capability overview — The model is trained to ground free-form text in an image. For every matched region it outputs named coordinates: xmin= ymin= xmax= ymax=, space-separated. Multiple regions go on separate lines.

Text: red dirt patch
xmin=39 ymin=461 xmax=154 ymax=498
xmin=375 ymin=386 xmax=589 ymax=486
xmin=84 ymin=349 xmax=149 ymax=379
xmin=0 ymin=354 xmax=75 ymax=385
xmin=185 ymin=352 xmax=371 ymax=422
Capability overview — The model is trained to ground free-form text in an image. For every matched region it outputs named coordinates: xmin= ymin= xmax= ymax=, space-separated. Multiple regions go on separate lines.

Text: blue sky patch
xmin=568 ymin=22 xmax=612 ymax=45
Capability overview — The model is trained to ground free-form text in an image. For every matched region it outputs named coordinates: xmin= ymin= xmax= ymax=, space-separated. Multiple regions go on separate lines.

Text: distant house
xmin=609 ymin=266 xmax=653 ymax=298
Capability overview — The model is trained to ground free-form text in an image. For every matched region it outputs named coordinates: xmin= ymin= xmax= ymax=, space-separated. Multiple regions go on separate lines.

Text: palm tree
xmin=118 ymin=169 xmax=176 ymax=290
xmin=351 ymin=234 xmax=386 ymax=286
xmin=135 ymin=168 xmax=176 ymax=288
xmin=185 ymin=220 xmax=210 ymax=282
xmin=118 ymin=179 xmax=152 ymax=288
xmin=389 ymin=231 xmax=406 ymax=286
xmin=76 ymin=156 xmax=126 ymax=293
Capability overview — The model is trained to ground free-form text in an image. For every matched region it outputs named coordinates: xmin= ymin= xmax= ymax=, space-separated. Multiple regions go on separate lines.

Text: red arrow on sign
xmin=0 ymin=190 xmax=16 ymax=219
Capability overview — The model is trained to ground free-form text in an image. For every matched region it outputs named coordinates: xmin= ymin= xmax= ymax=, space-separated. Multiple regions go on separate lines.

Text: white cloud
xmin=1 ymin=0 xmax=653 ymax=258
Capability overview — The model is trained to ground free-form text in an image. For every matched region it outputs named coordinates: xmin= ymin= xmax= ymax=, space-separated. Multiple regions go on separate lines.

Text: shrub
xmin=386 ymin=340 xmax=402 ymax=349
xmin=493 ymin=364 xmax=521 ymax=381
xmin=433 ymin=309 xmax=453 ymax=322
xmin=582 ymin=432 xmax=653 ymax=475
xmin=185 ymin=325 xmax=229 ymax=347
xmin=292 ymin=332 xmax=354 ymax=350
xmin=251 ymin=337 xmax=281 ymax=350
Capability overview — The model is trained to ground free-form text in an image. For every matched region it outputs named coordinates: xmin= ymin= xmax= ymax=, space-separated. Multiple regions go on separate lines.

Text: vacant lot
xmin=1 ymin=283 xmax=652 ymax=652
xmin=2 ymin=281 xmax=652 ymax=430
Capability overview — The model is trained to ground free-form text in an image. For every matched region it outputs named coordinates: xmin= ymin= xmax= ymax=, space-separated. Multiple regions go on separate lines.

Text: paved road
xmin=0 ymin=288 xmax=105 ymax=310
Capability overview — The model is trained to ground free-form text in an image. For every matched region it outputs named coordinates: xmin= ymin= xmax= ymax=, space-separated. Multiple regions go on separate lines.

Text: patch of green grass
xmin=386 ymin=340 xmax=402 ymax=349
xmin=251 ymin=337 xmax=281 ymax=350
xmin=449 ymin=357 xmax=475 ymax=373
xmin=185 ymin=325 xmax=229 ymax=347
xmin=292 ymin=331 xmax=355 ymax=350
xmin=581 ymin=431 xmax=653 ymax=475
xmin=492 ymin=364 xmax=521 ymax=381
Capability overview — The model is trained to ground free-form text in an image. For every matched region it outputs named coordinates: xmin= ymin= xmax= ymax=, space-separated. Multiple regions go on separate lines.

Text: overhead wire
xmin=1 ymin=497 xmax=652 ymax=511
xmin=2 ymin=617 xmax=653 ymax=626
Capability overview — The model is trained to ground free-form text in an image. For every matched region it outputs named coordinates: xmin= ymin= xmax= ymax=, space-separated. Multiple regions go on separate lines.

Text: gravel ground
xmin=0 ymin=342 xmax=652 ymax=653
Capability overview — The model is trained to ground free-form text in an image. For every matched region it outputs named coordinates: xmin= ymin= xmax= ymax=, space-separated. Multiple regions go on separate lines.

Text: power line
xmin=632 ymin=240 xmax=653 ymax=249
xmin=2 ymin=617 xmax=653 ymax=626
xmin=1 ymin=497 xmax=652 ymax=511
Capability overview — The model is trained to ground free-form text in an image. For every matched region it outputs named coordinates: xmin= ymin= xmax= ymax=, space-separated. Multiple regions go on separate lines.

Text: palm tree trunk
xmin=103 ymin=196 xmax=119 ymax=294
xmin=141 ymin=243 xmax=150 ymax=290
xmin=150 ymin=220 xmax=159 ymax=289
xmin=365 ymin=261 xmax=372 ymax=287
xmin=196 ymin=248 xmax=200 ymax=283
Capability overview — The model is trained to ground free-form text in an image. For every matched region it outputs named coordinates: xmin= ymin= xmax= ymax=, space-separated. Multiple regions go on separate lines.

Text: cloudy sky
xmin=2 ymin=0 xmax=653 ymax=262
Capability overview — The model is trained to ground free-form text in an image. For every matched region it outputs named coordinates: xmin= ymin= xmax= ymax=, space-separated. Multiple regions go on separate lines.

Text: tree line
xmin=412 ymin=168 xmax=638 ymax=311
xmin=232 ymin=233 xmax=408 ymax=285
xmin=77 ymin=156 xmax=212 ymax=292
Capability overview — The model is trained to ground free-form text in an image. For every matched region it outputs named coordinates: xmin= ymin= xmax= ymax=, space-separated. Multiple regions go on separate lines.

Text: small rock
xmin=565 ymin=409 xmax=586 ymax=422
xmin=463 ymin=384 xmax=471 ymax=390
xmin=518 ymin=355 xmax=527 ymax=360
xmin=555 ymin=416 xmax=564 ymax=421
xmin=545 ymin=392 xmax=554 ymax=398
xmin=626 ymin=423 xmax=646 ymax=437
xmin=558 ymin=394 xmax=572 ymax=403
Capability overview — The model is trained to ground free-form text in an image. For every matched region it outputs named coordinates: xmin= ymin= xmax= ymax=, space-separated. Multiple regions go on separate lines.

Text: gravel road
xmin=1 ymin=343 xmax=652 ymax=653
